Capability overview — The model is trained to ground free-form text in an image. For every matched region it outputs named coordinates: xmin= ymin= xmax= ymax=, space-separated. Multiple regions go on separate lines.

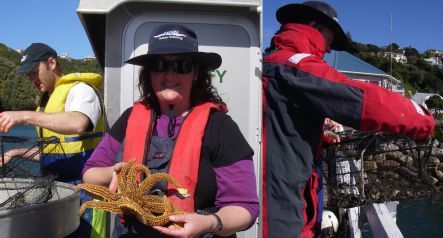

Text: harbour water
xmin=358 ymin=192 xmax=443 ymax=238
xmin=397 ymin=192 xmax=443 ymax=238
xmin=0 ymin=125 xmax=36 ymax=137
xmin=2 ymin=125 xmax=443 ymax=237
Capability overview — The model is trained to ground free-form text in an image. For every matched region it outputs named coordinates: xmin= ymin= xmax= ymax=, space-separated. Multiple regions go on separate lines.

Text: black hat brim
xmin=276 ymin=4 xmax=349 ymax=51
xmin=125 ymin=52 xmax=222 ymax=70
xmin=15 ymin=61 xmax=39 ymax=74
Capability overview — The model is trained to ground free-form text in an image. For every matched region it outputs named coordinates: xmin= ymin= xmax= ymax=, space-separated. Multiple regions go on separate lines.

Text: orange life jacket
xmin=123 ymin=101 xmax=220 ymax=212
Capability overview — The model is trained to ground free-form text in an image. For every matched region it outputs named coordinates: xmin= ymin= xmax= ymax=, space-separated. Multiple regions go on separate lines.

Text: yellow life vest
xmin=36 ymin=73 xmax=105 ymax=155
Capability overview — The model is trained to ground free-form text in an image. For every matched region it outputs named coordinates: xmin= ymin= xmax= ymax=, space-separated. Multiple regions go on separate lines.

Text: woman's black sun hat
xmin=125 ymin=24 xmax=222 ymax=70
xmin=276 ymin=1 xmax=350 ymax=51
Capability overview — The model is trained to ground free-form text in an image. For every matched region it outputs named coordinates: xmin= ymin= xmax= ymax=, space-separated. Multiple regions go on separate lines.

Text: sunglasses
xmin=147 ymin=58 xmax=195 ymax=74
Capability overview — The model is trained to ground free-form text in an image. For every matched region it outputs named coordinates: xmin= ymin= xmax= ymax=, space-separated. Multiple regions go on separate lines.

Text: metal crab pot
xmin=0 ymin=179 xmax=80 ymax=238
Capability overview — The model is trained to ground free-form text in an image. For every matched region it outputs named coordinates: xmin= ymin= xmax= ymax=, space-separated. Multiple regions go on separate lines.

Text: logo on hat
xmin=154 ymin=30 xmax=187 ymax=41
xmin=21 ymin=55 xmax=27 ymax=63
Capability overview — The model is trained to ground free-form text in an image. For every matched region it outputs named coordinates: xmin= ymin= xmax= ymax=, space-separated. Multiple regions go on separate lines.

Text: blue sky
xmin=263 ymin=0 xmax=443 ymax=53
xmin=0 ymin=0 xmax=91 ymax=59
xmin=1 ymin=0 xmax=442 ymax=60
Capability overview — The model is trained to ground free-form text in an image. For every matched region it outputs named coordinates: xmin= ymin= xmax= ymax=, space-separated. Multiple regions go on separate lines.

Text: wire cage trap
xmin=0 ymin=135 xmax=59 ymax=210
xmin=323 ymin=130 xmax=439 ymax=208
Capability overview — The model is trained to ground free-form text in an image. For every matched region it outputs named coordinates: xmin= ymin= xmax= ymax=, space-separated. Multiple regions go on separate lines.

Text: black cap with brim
xmin=15 ymin=43 xmax=57 ymax=74
xmin=15 ymin=61 xmax=40 ymax=74
xmin=276 ymin=3 xmax=349 ymax=51
xmin=125 ymin=52 xmax=222 ymax=70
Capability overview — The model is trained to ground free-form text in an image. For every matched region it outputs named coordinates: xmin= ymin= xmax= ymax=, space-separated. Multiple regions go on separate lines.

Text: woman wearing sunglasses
xmin=82 ymin=24 xmax=259 ymax=238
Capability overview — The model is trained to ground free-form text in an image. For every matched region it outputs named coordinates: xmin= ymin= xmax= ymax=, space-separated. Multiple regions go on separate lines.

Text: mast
xmin=390 ymin=11 xmax=392 ymax=76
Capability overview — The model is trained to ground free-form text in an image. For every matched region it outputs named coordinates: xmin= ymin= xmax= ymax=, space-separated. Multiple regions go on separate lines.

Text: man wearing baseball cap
xmin=15 ymin=43 xmax=58 ymax=74
xmin=0 ymin=42 xmax=106 ymax=237
xmin=261 ymin=1 xmax=434 ymax=237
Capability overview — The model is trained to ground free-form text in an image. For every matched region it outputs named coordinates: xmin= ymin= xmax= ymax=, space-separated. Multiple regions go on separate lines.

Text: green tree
xmin=425 ymin=95 xmax=443 ymax=110
xmin=345 ymin=31 xmax=353 ymax=43
xmin=366 ymin=44 xmax=380 ymax=54
xmin=406 ymin=55 xmax=419 ymax=64
xmin=404 ymin=47 xmax=419 ymax=57
xmin=424 ymin=49 xmax=436 ymax=58
xmin=384 ymin=43 xmax=400 ymax=52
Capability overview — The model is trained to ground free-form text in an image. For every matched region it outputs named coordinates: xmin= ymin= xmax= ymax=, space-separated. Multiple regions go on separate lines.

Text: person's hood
xmin=272 ymin=23 xmax=327 ymax=58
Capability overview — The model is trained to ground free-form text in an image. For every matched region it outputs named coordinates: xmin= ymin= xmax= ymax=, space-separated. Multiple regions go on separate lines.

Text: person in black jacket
xmin=261 ymin=1 xmax=435 ymax=237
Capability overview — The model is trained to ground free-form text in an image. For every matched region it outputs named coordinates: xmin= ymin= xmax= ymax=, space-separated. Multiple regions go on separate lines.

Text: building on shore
xmin=324 ymin=50 xmax=405 ymax=95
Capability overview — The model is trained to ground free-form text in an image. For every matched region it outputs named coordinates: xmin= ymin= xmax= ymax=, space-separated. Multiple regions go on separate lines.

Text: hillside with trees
xmin=347 ymin=41 xmax=443 ymax=96
xmin=0 ymin=43 xmax=102 ymax=111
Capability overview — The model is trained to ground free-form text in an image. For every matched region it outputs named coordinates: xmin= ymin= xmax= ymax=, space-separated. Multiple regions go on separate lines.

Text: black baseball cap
xmin=125 ymin=24 xmax=222 ymax=70
xmin=15 ymin=43 xmax=57 ymax=74
xmin=276 ymin=1 xmax=349 ymax=51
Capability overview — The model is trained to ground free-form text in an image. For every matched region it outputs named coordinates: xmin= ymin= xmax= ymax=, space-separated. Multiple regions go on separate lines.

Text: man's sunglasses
xmin=147 ymin=58 xmax=195 ymax=74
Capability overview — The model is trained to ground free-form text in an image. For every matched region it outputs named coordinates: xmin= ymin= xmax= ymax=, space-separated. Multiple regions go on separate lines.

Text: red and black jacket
xmin=261 ymin=23 xmax=434 ymax=238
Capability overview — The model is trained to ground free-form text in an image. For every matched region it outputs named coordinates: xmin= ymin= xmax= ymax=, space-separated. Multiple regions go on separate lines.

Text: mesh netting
xmin=0 ymin=135 xmax=59 ymax=210
xmin=323 ymin=131 xmax=439 ymax=208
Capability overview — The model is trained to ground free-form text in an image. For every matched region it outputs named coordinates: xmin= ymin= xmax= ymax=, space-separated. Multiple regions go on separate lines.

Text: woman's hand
xmin=108 ymin=162 xmax=125 ymax=192
xmin=153 ymin=213 xmax=217 ymax=238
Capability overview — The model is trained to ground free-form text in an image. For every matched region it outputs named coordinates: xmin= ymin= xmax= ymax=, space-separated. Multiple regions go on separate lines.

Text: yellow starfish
xmin=76 ymin=160 xmax=185 ymax=226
